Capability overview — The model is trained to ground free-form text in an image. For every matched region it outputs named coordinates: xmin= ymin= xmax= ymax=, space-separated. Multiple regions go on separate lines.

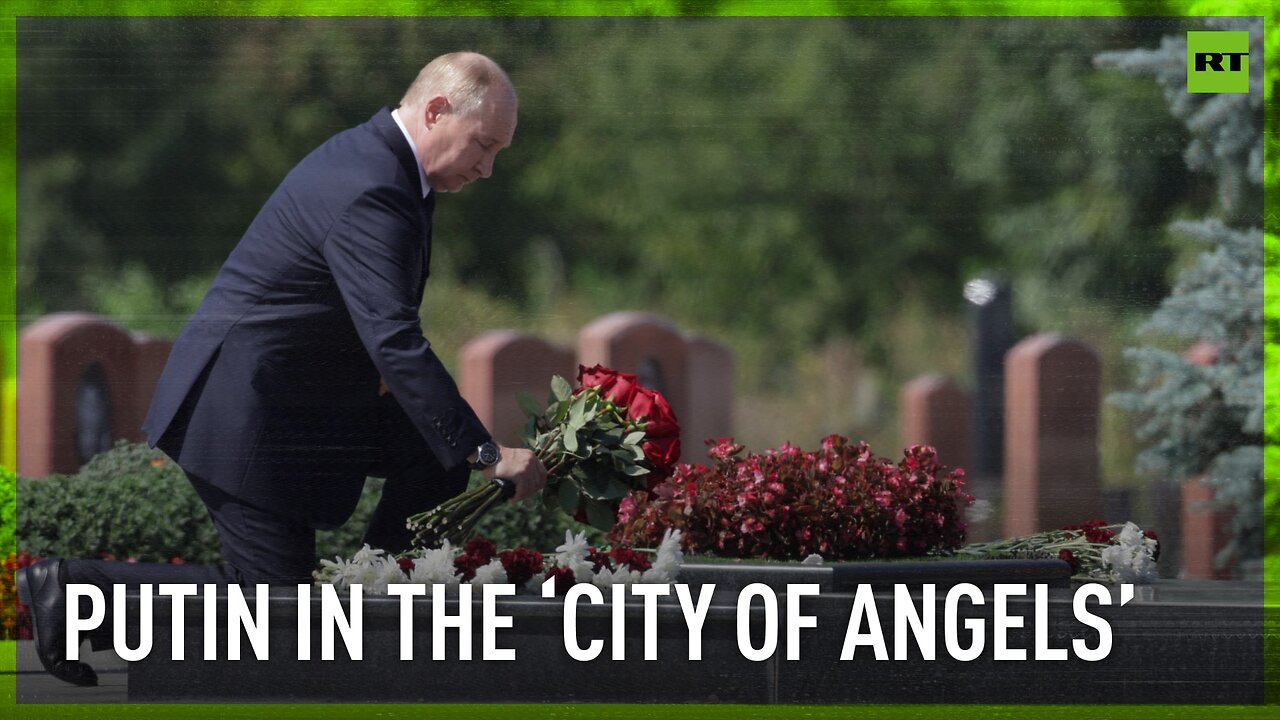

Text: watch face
xmin=478 ymin=442 xmax=500 ymax=466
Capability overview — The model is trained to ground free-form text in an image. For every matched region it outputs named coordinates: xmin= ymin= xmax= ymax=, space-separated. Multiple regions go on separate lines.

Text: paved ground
xmin=11 ymin=642 xmax=128 ymax=703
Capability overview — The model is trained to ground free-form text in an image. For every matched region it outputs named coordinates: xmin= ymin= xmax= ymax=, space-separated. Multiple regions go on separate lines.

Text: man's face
xmin=418 ymin=88 xmax=517 ymax=193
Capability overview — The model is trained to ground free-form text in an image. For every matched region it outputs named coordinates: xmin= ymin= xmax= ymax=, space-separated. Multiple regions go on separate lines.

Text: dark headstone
xmin=964 ymin=277 xmax=1015 ymax=485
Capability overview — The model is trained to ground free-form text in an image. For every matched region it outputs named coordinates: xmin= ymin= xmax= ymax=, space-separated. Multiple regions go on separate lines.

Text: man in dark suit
xmin=19 ymin=51 xmax=546 ymax=686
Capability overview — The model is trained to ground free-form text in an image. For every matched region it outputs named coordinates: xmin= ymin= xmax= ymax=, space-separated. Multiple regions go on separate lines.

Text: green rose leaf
xmin=558 ymin=481 xmax=580 ymax=516
xmin=584 ymin=500 xmax=616 ymax=531
xmin=563 ymin=428 xmax=580 ymax=454
xmin=568 ymin=395 xmax=587 ymax=431
xmin=622 ymin=463 xmax=650 ymax=477
xmin=517 ymin=391 xmax=543 ymax=421
xmin=604 ymin=478 xmax=632 ymax=499
xmin=550 ymin=375 xmax=572 ymax=403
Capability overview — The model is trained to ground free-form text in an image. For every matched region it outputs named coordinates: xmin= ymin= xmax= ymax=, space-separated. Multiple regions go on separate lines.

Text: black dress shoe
xmin=16 ymin=559 xmax=98 ymax=687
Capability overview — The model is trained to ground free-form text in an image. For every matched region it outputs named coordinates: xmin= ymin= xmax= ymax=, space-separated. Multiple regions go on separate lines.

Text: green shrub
xmin=16 ymin=440 xmax=389 ymax=563
xmin=16 ymin=442 xmax=391 ymax=565
xmin=17 ymin=442 xmax=222 ymax=563
xmin=15 ymin=442 xmax=593 ymax=565
xmin=0 ymin=467 xmax=16 ymax=552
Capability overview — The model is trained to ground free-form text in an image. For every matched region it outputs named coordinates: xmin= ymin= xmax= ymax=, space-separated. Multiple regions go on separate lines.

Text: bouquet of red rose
xmin=408 ymin=365 xmax=680 ymax=549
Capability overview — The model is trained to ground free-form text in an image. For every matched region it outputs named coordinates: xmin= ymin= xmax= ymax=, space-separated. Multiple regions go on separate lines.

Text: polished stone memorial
xmin=118 ymin=560 xmax=1264 ymax=704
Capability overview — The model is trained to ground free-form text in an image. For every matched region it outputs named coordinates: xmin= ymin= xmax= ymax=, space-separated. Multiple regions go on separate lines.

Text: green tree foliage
xmin=19 ymin=16 xmax=1191 ymax=376
xmin=1099 ymin=17 xmax=1267 ymax=571
xmin=516 ymin=17 xmax=1195 ymax=373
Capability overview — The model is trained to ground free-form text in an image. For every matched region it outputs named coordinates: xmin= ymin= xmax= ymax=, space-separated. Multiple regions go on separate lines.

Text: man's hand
xmin=490 ymin=446 xmax=547 ymax=503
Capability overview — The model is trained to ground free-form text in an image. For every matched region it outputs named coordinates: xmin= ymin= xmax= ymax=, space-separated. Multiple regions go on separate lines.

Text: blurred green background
xmin=14 ymin=14 xmax=1233 ymax=500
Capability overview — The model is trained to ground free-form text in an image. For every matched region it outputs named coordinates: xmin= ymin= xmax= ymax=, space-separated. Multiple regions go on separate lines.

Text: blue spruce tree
xmin=1095 ymin=16 xmax=1265 ymax=575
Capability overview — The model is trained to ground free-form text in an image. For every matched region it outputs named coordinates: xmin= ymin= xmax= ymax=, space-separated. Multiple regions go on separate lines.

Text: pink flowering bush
xmin=611 ymin=435 xmax=972 ymax=561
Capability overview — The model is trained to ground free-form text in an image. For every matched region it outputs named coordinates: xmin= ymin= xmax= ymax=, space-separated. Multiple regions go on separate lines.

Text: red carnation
xmin=1058 ymin=549 xmax=1079 ymax=574
xmin=499 ymin=548 xmax=545 ymax=587
xmin=544 ymin=566 xmax=576 ymax=595
xmin=453 ymin=554 xmax=483 ymax=581
xmin=609 ymin=546 xmax=652 ymax=572
xmin=1084 ymin=527 xmax=1116 ymax=544
xmin=463 ymin=537 xmax=497 ymax=563
xmin=1064 ymin=519 xmax=1109 ymax=531
xmin=586 ymin=547 xmax=612 ymax=573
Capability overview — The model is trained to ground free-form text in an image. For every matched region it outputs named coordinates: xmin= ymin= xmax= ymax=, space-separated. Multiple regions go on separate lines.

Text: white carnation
xmin=1116 ymin=521 xmax=1145 ymax=548
xmin=363 ymin=556 xmax=410 ymax=595
xmin=555 ymin=530 xmax=591 ymax=569
xmin=642 ymin=529 xmax=685 ymax=584
xmin=351 ymin=543 xmax=386 ymax=565
xmin=409 ymin=543 xmax=462 ymax=585
xmin=317 ymin=555 xmax=379 ymax=591
xmin=470 ymin=559 xmax=508 ymax=585
xmin=571 ymin=561 xmax=597 ymax=584
xmin=640 ymin=565 xmax=672 ymax=584
xmin=1100 ymin=523 xmax=1159 ymax=585
xmin=593 ymin=564 xmax=642 ymax=588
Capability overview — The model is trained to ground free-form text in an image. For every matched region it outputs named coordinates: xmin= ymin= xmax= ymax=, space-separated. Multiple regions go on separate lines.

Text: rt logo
xmin=1187 ymin=31 xmax=1249 ymax=93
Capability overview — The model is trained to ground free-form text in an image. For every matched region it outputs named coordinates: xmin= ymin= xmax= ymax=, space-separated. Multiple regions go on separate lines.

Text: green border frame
xmin=1 ymin=0 xmax=1275 ymax=717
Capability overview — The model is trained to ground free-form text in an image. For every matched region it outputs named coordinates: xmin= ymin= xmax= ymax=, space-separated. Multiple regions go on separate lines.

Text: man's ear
xmin=424 ymin=95 xmax=450 ymax=127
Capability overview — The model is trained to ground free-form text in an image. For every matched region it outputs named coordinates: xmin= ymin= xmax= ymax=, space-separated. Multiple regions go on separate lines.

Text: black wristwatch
xmin=469 ymin=440 xmax=502 ymax=471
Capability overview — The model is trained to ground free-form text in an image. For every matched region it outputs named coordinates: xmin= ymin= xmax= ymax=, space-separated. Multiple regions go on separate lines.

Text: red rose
xmin=397 ymin=557 xmax=414 ymax=574
xmin=577 ymin=365 xmax=640 ymax=408
xmin=626 ymin=387 xmax=679 ymax=437
xmin=642 ymin=435 xmax=681 ymax=470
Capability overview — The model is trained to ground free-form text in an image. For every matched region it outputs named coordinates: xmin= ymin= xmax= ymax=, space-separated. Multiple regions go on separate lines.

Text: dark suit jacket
xmin=142 ymin=107 xmax=491 ymax=529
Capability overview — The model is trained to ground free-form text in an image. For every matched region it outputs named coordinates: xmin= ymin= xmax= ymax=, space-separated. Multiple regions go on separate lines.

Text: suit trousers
xmin=65 ymin=391 xmax=470 ymax=650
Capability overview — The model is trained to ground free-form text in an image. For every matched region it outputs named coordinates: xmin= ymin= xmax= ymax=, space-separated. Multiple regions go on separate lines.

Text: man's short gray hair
xmin=399 ymin=52 xmax=516 ymax=117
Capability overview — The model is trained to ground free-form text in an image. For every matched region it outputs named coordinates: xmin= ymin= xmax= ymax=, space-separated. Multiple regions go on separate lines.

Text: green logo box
xmin=1186 ymin=31 xmax=1249 ymax=93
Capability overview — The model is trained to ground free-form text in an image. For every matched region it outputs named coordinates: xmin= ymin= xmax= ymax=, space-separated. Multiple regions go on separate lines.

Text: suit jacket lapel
xmin=370 ymin=107 xmax=427 ymax=198
xmin=417 ymin=192 xmax=435 ymax=301
xmin=370 ymin=107 xmax=435 ymax=301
